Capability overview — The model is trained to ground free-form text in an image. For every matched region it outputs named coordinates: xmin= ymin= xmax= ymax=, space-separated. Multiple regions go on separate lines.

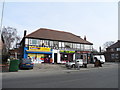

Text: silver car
xmin=65 ymin=59 xmax=85 ymax=68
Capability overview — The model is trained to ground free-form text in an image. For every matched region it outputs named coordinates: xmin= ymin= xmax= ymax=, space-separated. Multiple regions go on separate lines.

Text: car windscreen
xmin=22 ymin=59 xmax=32 ymax=63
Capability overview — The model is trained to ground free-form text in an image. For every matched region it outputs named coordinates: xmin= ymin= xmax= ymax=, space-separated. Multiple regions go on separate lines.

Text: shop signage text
xmin=76 ymin=51 xmax=90 ymax=53
xmin=60 ymin=50 xmax=75 ymax=53
xmin=29 ymin=46 xmax=51 ymax=52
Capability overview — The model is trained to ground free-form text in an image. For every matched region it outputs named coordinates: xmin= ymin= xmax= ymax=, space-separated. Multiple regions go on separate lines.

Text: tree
xmin=1 ymin=26 xmax=21 ymax=62
xmin=92 ymin=48 xmax=99 ymax=54
xmin=102 ymin=41 xmax=115 ymax=51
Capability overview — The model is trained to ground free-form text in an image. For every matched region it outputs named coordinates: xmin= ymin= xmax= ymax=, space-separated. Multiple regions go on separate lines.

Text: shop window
xmin=81 ymin=55 xmax=83 ymax=59
xmin=61 ymin=54 xmax=68 ymax=61
xmin=75 ymin=53 xmax=81 ymax=59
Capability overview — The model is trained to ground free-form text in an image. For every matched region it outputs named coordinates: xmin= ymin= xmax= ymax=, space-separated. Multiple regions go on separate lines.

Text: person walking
xmin=75 ymin=60 xmax=80 ymax=70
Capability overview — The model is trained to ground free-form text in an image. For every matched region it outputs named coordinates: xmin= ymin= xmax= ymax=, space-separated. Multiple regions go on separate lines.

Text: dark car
xmin=19 ymin=58 xmax=34 ymax=69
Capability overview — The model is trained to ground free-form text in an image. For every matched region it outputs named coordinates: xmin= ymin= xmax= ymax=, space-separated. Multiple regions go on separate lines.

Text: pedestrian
xmin=94 ymin=57 xmax=99 ymax=67
xmin=77 ymin=61 xmax=80 ymax=70
xmin=45 ymin=57 xmax=49 ymax=63
xmin=28 ymin=56 xmax=31 ymax=60
xmin=98 ymin=60 xmax=102 ymax=67
xmin=75 ymin=60 xmax=80 ymax=70
xmin=50 ymin=58 xmax=53 ymax=64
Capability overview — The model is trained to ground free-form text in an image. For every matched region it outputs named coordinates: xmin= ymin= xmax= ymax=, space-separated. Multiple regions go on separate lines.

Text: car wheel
xmin=84 ymin=64 xmax=87 ymax=68
xmin=31 ymin=67 xmax=33 ymax=69
xmin=71 ymin=64 xmax=75 ymax=68
xmin=67 ymin=66 xmax=71 ymax=69
xmin=19 ymin=67 xmax=23 ymax=70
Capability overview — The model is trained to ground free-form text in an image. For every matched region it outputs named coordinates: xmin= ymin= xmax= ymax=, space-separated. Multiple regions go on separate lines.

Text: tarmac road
xmin=2 ymin=62 xmax=119 ymax=88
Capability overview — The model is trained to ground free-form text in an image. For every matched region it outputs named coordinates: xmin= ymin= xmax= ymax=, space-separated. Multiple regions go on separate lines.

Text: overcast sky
xmin=0 ymin=0 xmax=118 ymax=51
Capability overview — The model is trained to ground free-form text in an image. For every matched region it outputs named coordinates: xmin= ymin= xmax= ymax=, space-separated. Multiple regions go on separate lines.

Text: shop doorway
xmin=54 ymin=53 xmax=57 ymax=63
xmin=83 ymin=54 xmax=88 ymax=63
xmin=68 ymin=54 xmax=73 ymax=62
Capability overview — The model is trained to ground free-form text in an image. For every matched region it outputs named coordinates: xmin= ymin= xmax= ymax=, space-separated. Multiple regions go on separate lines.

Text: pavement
xmin=1 ymin=62 xmax=119 ymax=73
xmin=33 ymin=62 xmax=118 ymax=71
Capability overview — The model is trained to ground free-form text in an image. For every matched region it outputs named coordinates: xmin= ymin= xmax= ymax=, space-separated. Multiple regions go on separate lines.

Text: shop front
xmin=75 ymin=51 xmax=93 ymax=64
xmin=24 ymin=46 xmax=52 ymax=63
xmin=60 ymin=50 xmax=75 ymax=64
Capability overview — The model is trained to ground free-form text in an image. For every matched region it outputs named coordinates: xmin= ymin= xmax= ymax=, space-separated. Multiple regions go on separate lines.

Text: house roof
xmin=107 ymin=40 xmax=120 ymax=49
xmin=25 ymin=28 xmax=93 ymax=45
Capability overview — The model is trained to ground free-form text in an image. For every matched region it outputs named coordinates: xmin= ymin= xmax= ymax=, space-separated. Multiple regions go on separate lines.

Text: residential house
xmin=105 ymin=40 xmax=120 ymax=62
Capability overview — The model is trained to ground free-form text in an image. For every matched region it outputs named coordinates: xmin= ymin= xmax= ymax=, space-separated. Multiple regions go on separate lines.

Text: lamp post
xmin=0 ymin=0 xmax=5 ymax=34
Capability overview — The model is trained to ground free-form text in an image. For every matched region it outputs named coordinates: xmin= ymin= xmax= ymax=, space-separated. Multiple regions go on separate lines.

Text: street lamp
xmin=0 ymin=0 xmax=5 ymax=34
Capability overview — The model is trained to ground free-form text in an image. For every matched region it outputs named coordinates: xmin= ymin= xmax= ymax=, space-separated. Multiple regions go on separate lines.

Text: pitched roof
xmin=25 ymin=28 xmax=93 ymax=45
xmin=107 ymin=40 xmax=120 ymax=48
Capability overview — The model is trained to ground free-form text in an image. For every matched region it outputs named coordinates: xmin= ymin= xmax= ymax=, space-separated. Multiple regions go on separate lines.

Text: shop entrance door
xmin=83 ymin=54 xmax=87 ymax=63
xmin=54 ymin=53 xmax=57 ymax=63
xmin=68 ymin=54 xmax=73 ymax=62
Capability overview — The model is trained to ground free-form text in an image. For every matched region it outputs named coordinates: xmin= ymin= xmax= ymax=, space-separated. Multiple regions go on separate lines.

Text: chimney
xmin=99 ymin=46 xmax=101 ymax=53
xmin=24 ymin=30 xmax=27 ymax=37
xmin=84 ymin=35 xmax=86 ymax=41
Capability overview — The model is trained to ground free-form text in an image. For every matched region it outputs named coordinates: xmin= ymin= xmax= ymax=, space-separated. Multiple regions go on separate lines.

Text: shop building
xmin=20 ymin=28 xmax=93 ymax=64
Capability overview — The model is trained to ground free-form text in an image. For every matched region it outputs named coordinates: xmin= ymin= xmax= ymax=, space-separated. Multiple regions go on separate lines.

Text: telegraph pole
xmin=0 ymin=0 xmax=5 ymax=34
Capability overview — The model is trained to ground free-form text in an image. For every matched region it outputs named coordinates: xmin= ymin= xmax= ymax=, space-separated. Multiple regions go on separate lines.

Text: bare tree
xmin=1 ymin=26 xmax=21 ymax=58
xmin=92 ymin=48 xmax=99 ymax=54
xmin=102 ymin=41 xmax=115 ymax=51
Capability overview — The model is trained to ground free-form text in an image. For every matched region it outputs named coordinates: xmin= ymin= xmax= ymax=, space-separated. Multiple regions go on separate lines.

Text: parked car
xmin=19 ymin=58 xmax=34 ymax=69
xmin=65 ymin=59 xmax=87 ymax=68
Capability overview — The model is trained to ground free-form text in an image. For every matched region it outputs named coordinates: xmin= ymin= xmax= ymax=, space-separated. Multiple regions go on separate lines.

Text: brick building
xmin=105 ymin=40 xmax=120 ymax=62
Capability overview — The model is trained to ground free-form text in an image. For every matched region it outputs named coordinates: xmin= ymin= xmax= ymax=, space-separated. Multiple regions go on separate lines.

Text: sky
xmin=0 ymin=0 xmax=118 ymax=51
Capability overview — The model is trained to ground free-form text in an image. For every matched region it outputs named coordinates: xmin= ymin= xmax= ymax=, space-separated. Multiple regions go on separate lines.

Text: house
xmin=9 ymin=47 xmax=22 ymax=59
xmin=105 ymin=40 xmax=120 ymax=62
xmin=20 ymin=28 xmax=93 ymax=64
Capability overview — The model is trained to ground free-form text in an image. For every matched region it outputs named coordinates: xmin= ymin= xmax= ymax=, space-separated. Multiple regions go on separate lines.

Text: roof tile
xmin=25 ymin=28 xmax=93 ymax=45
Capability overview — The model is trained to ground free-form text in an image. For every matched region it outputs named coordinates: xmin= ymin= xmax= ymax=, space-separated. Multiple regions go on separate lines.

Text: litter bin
xmin=9 ymin=59 xmax=19 ymax=72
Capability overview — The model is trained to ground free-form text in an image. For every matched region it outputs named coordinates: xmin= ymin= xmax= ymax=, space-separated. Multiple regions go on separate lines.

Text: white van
xmin=93 ymin=55 xmax=105 ymax=64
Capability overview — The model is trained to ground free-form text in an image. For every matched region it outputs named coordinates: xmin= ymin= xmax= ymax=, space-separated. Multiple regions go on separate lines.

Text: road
xmin=2 ymin=63 xmax=118 ymax=88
